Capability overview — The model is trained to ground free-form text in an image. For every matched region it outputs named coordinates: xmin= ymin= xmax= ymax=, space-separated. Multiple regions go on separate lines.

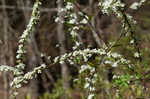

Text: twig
xmin=0 ymin=5 xmax=57 ymax=12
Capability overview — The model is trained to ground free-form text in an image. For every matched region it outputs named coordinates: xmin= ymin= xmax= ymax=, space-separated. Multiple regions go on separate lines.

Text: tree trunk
xmin=57 ymin=0 xmax=70 ymax=98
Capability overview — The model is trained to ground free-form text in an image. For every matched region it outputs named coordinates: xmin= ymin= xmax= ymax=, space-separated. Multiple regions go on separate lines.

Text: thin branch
xmin=0 ymin=5 xmax=57 ymax=12
xmin=74 ymin=2 xmax=107 ymax=48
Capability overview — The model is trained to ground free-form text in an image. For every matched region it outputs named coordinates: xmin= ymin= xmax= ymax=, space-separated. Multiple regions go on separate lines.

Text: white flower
xmin=54 ymin=57 xmax=59 ymax=63
xmin=104 ymin=60 xmax=112 ymax=64
xmin=99 ymin=0 xmax=124 ymax=15
xmin=68 ymin=18 xmax=76 ymax=24
xmin=99 ymin=49 xmax=106 ymax=55
xmin=60 ymin=61 xmax=65 ymax=64
xmin=87 ymin=94 xmax=95 ymax=99
xmin=112 ymin=61 xmax=118 ymax=67
xmin=37 ymin=70 xmax=42 ymax=73
xmin=70 ymin=13 xmax=77 ymax=19
xmin=85 ymin=77 xmax=91 ymax=82
xmin=40 ymin=64 xmax=46 ymax=68
xmin=111 ymin=53 xmax=121 ymax=58
xmin=17 ymin=49 xmax=24 ymax=54
xmin=90 ymin=68 xmax=95 ymax=73
xmin=75 ymin=42 xmax=80 ymax=46
xmin=66 ymin=2 xmax=73 ymax=10
xmin=55 ymin=17 xmax=59 ymax=22
xmin=84 ymin=83 xmax=90 ymax=88
xmin=79 ymin=65 xmax=92 ymax=73
xmin=80 ymin=18 xmax=88 ymax=24
xmin=13 ymin=91 xmax=19 ymax=96
xmin=134 ymin=52 xmax=140 ymax=58
xmin=18 ymin=44 xmax=23 ymax=49
xmin=19 ymin=39 xmax=25 ymax=43
xmin=16 ymin=54 xmax=22 ymax=59
xmin=16 ymin=84 xmax=22 ymax=88
xmin=94 ymin=74 xmax=97 ymax=77
xmin=73 ymin=78 xmax=78 ymax=82
xmin=58 ymin=8 xmax=66 ymax=13
xmin=70 ymin=30 xmax=77 ymax=36
xmin=89 ymin=87 xmax=95 ymax=91
xmin=16 ymin=63 xmax=25 ymax=69
xmin=73 ymin=26 xmax=79 ymax=30
xmin=130 ymin=2 xmax=139 ymax=10
xmin=130 ymin=0 xmax=146 ymax=10
xmin=130 ymin=40 xmax=134 ymax=44
xmin=113 ymin=75 xmax=118 ymax=79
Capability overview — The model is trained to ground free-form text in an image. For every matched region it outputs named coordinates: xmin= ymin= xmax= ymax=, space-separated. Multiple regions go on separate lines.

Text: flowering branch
xmin=0 ymin=65 xmax=17 ymax=73
xmin=0 ymin=0 xmax=42 ymax=97
xmin=16 ymin=0 xmax=41 ymax=73
xmin=99 ymin=0 xmax=141 ymax=60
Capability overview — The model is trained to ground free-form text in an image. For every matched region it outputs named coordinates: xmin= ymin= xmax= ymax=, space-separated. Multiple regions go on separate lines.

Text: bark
xmin=1 ymin=0 xmax=11 ymax=98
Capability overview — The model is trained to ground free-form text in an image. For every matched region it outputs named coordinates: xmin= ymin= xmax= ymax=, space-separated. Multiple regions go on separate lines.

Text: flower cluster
xmin=130 ymin=0 xmax=147 ymax=10
xmin=0 ymin=65 xmax=18 ymax=74
xmin=99 ymin=0 xmax=125 ymax=16
xmin=104 ymin=52 xmax=131 ymax=67
xmin=55 ymin=0 xmax=90 ymax=50
xmin=56 ymin=1 xmax=81 ymax=49
xmin=54 ymin=48 xmax=106 ymax=64
xmin=10 ymin=64 xmax=46 ymax=89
